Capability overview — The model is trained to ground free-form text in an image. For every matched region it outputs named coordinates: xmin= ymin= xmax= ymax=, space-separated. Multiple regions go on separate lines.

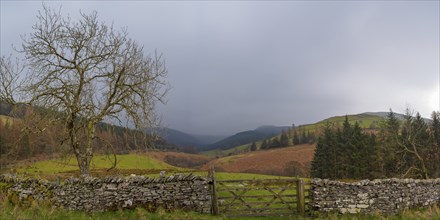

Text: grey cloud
xmin=1 ymin=1 xmax=438 ymax=135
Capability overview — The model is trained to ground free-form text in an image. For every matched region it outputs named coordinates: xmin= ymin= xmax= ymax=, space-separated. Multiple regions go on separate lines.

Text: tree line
xmin=0 ymin=103 xmax=175 ymax=168
xmin=311 ymin=110 xmax=440 ymax=179
xmin=254 ymin=127 xmax=316 ymax=151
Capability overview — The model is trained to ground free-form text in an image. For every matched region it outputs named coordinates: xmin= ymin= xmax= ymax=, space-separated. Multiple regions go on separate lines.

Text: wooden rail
xmin=209 ymin=168 xmax=308 ymax=217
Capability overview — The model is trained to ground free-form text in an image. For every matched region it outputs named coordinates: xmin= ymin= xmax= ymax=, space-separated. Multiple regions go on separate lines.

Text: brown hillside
xmin=202 ymin=144 xmax=315 ymax=177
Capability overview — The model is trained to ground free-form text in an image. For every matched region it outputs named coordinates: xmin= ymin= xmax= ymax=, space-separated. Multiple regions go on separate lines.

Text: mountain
xmin=203 ymin=130 xmax=267 ymax=151
xmin=202 ymin=113 xmax=385 ymax=156
xmin=152 ymin=128 xmax=227 ymax=148
xmin=154 ymin=128 xmax=202 ymax=148
xmin=202 ymin=125 xmax=289 ymax=151
xmin=191 ymin=134 xmax=228 ymax=146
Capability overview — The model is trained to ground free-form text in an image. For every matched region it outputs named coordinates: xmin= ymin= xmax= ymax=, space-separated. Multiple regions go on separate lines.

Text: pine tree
xmin=270 ymin=137 xmax=280 ymax=148
xmin=307 ymin=130 xmax=316 ymax=144
xmin=301 ymin=127 xmax=307 ymax=144
xmin=349 ymin=122 xmax=364 ymax=179
xmin=377 ymin=109 xmax=401 ymax=177
xmin=293 ymin=129 xmax=300 ymax=145
xmin=311 ymin=122 xmax=335 ymax=178
xmin=250 ymin=142 xmax=257 ymax=151
xmin=429 ymin=112 xmax=440 ymax=177
xmin=261 ymin=139 xmax=268 ymax=149
xmin=280 ymin=131 xmax=289 ymax=147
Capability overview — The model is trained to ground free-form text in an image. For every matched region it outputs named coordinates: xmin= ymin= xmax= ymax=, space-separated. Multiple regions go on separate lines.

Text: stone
xmin=310 ymin=178 xmax=440 ymax=215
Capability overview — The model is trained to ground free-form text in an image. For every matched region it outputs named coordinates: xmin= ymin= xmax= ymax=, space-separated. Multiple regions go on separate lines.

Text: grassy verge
xmin=0 ymin=202 xmax=219 ymax=220
xmin=1 ymin=202 xmax=439 ymax=220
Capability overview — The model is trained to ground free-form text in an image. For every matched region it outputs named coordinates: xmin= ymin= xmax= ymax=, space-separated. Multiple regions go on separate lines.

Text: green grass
xmin=1 ymin=196 xmax=439 ymax=220
xmin=183 ymin=171 xmax=294 ymax=181
xmin=16 ymin=154 xmax=183 ymax=175
xmin=315 ymin=113 xmax=382 ymax=128
xmin=203 ymin=144 xmax=250 ymax=157
xmin=0 ymin=201 xmax=220 ymax=220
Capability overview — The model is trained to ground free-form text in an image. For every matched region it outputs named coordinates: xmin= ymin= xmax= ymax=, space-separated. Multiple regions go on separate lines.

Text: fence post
xmin=209 ymin=167 xmax=219 ymax=215
xmin=296 ymin=178 xmax=305 ymax=216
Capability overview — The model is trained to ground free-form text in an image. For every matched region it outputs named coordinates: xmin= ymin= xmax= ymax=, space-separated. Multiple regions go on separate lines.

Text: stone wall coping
xmin=311 ymin=178 xmax=440 ymax=186
xmin=0 ymin=173 xmax=208 ymax=185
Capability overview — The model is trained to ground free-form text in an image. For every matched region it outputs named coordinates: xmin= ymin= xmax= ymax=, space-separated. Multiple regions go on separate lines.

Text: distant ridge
xmin=153 ymin=128 xmax=201 ymax=148
xmin=152 ymin=128 xmax=227 ymax=149
xmin=201 ymin=125 xmax=289 ymax=151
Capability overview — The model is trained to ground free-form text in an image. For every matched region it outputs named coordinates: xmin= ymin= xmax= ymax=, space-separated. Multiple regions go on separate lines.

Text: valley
xmin=0 ymin=111 xmax=389 ymax=178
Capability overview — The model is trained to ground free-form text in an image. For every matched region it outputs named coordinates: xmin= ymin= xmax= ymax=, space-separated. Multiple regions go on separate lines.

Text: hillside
xmin=203 ymin=113 xmax=384 ymax=157
xmin=254 ymin=125 xmax=291 ymax=136
xmin=0 ymin=102 xmax=179 ymax=165
xmin=201 ymin=125 xmax=289 ymax=151
xmin=151 ymin=128 xmax=227 ymax=149
xmin=202 ymin=144 xmax=315 ymax=177
xmin=202 ymin=130 xmax=267 ymax=151
xmin=153 ymin=127 xmax=202 ymax=148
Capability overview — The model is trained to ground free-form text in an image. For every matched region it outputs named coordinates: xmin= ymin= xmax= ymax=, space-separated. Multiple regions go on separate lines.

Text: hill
xmin=201 ymin=125 xmax=289 ymax=151
xmin=202 ymin=130 xmax=267 ymax=151
xmin=153 ymin=127 xmax=202 ymax=148
xmin=202 ymin=144 xmax=315 ymax=177
xmin=151 ymin=128 xmax=227 ymax=149
xmin=0 ymin=101 xmax=178 ymax=165
xmin=202 ymin=113 xmax=384 ymax=157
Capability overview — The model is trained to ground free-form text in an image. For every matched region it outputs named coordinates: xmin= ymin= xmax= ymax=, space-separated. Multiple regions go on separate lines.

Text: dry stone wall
xmin=309 ymin=178 xmax=440 ymax=214
xmin=0 ymin=174 xmax=211 ymax=213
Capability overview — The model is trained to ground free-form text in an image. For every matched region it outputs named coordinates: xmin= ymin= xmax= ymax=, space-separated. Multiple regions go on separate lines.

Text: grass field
xmin=13 ymin=154 xmax=186 ymax=179
xmin=9 ymin=151 xmax=304 ymax=181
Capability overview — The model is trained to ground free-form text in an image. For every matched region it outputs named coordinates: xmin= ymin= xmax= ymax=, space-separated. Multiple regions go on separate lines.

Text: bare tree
xmin=397 ymin=109 xmax=430 ymax=179
xmin=1 ymin=5 xmax=168 ymax=176
xmin=0 ymin=56 xmax=24 ymax=104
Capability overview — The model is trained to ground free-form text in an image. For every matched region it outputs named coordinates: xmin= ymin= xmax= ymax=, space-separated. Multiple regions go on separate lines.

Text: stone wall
xmin=0 ymin=174 xmax=211 ymax=213
xmin=309 ymin=178 xmax=440 ymax=214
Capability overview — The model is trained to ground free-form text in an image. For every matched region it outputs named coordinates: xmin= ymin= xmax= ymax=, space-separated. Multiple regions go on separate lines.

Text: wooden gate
xmin=209 ymin=170 xmax=308 ymax=217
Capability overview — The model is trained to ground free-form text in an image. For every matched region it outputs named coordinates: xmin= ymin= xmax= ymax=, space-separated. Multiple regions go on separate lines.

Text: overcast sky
xmin=1 ymin=1 xmax=439 ymax=135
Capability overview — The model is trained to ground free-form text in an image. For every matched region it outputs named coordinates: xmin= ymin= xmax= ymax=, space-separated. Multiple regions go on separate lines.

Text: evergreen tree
xmin=307 ymin=131 xmax=316 ymax=144
xmin=349 ymin=122 xmax=364 ymax=179
xmin=431 ymin=111 xmax=440 ymax=146
xmin=301 ymin=127 xmax=307 ymax=144
xmin=377 ymin=109 xmax=401 ymax=177
xmin=311 ymin=122 xmax=335 ymax=178
xmin=280 ymin=131 xmax=289 ymax=147
xmin=270 ymin=137 xmax=281 ymax=148
xmin=261 ymin=139 xmax=268 ymax=149
xmin=430 ymin=111 xmax=440 ymax=177
xmin=292 ymin=129 xmax=300 ymax=145
xmin=250 ymin=142 xmax=257 ymax=151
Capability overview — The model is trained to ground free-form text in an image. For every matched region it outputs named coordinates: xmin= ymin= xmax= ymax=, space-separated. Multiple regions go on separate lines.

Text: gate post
xmin=209 ymin=167 xmax=219 ymax=215
xmin=296 ymin=178 xmax=305 ymax=216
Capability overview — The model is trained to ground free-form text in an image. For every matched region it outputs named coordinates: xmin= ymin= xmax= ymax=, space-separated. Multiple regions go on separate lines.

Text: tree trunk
xmin=76 ymin=153 xmax=91 ymax=177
